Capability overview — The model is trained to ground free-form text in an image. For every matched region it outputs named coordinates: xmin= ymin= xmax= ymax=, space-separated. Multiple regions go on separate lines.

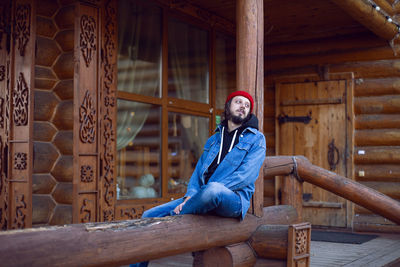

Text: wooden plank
xmin=8 ymin=0 xmax=36 ymax=229
xmin=73 ymin=1 xmax=101 ymax=224
xmin=98 ymin=0 xmax=117 ymax=222
xmin=281 ymin=97 xmax=343 ymax=106
xmin=0 ymin=0 xmax=11 ymax=230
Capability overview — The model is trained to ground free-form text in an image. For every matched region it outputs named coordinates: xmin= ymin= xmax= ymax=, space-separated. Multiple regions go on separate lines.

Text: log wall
xmin=33 ymin=0 xmax=74 ymax=226
xmin=265 ymin=32 xmax=400 ymax=232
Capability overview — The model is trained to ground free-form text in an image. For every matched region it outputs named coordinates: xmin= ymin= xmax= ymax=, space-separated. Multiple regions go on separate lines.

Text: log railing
xmin=2 ymin=155 xmax=399 ymax=267
xmin=0 ymin=205 xmax=301 ymax=267
xmin=265 ymin=156 xmax=400 ymax=225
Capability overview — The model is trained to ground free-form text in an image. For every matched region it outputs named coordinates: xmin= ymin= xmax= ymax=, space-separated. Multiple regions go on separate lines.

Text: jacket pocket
xmin=225 ymin=141 xmax=251 ymax=166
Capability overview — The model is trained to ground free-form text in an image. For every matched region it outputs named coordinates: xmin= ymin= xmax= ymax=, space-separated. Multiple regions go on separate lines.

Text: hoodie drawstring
xmin=217 ymin=127 xmax=238 ymax=165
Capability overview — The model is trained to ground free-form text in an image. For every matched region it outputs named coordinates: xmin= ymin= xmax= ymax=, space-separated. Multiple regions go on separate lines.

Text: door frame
xmin=274 ymin=72 xmax=354 ymax=228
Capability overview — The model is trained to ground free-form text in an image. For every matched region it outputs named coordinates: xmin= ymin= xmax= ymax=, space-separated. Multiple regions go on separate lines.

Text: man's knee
xmin=203 ymin=182 xmax=227 ymax=198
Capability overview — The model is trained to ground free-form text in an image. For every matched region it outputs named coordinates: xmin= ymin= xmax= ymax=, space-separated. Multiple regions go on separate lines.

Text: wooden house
xmin=0 ymin=0 xmax=399 ymax=237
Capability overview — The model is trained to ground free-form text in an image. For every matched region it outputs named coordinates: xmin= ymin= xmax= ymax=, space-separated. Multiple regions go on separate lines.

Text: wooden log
xmin=295 ymin=156 xmax=400 ymax=225
xmin=355 ymin=114 xmax=400 ymax=129
xmin=330 ymin=0 xmax=398 ymax=40
xmin=355 ymin=164 xmax=400 ymax=182
xmin=249 ymin=223 xmax=311 ymax=265
xmin=267 ymin=33 xmax=386 ymax=57
xmin=281 ymin=174 xmax=303 ymax=221
xmin=354 ymin=146 xmax=400 ymax=164
xmin=249 ymin=225 xmax=288 ymax=259
xmin=264 ymin=156 xmax=294 ymax=176
xmin=373 ymin=0 xmax=396 ymax=16
xmin=237 ymin=0 xmax=264 ymax=217
xmin=354 ymin=78 xmax=400 ymax=97
xmin=0 ymin=205 xmax=298 ymax=267
xmin=267 ymin=59 xmax=400 ymax=80
xmin=359 ymin=181 xmax=400 ymax=199
xmin=355 ymin=129 xmax=400 ymax=146
xmin=355 ymin=95 xmax=400 ymax=114
xmin=193 ymin=242 xmax=256 ymax=267
xmin=266 ymin=45 xmax=400 ymax=71
xmin=254 ymin=258 xmax=286 ymax=266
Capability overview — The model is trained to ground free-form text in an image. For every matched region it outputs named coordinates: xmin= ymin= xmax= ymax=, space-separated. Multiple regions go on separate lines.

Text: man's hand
xmin=173 ymin=196 xmax=191 ymax=214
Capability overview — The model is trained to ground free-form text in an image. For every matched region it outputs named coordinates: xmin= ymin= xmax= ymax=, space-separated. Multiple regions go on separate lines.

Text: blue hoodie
xmin=184 ymin=114 xmax=266 ymax=220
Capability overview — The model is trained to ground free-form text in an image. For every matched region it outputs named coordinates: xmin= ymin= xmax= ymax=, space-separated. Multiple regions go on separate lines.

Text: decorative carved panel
xmin=295 ymin=228 xmax=308 ymax=255
xmin=14 ymin=152 xmax=27 ymax=170
xmin=0 ymin=97 xmax=3 ymax=128
xmin=14 ymin=4 xmax=31 ymax=56
xmin=13 ymin=73 xmax=29 ymax=126
xmin=288 ymin=222 xmax=311 ymax=267
xmin=80 ymin=198 xmax=93 ymax=223
xmin=80 ymin=165 xmax=94 ymax=182
xmin=0 ymin=65 xmax=4 ymax=81
xmin=80 ymin=15 xmax=96 ymax=67
xmin=119 ymin=206 xmax=145 ymax=220
xmin=100 ymin=0 xmax=117 ymax=222
xmin=79 ymin=90 xmax=96 ymax=143
xmin=12 ymin=194 xmax=26 ymax=229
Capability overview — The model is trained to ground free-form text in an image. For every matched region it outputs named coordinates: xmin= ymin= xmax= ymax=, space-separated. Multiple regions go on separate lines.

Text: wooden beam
xmin=236 ymin=0 xmax=264 ymax=216
xmin=0 ymin=205 xmax=298 ymax=267
xmin=330 ymin=0 xmax=399 ymax=41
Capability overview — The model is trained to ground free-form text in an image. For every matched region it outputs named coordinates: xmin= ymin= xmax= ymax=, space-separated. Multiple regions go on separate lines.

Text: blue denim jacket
xmin=184 ymin=124 xmax=266 ymax=220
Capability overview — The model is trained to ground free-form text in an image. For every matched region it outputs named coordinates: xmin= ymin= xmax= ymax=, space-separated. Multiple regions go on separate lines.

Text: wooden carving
xmin=295 ymin=228 xmax=308 ymax=255
xmin=119 ymin=206 xmax=145 ymax=220
xmin=0 ymin=65 xmax=4 ymax=81
xmin=0 ymin=97 xmax=3 ymax=128
xmin=5 ymin=61 xmax=10 ymax=137
xmin=12 ymin=194 xmax=26 ymax=229
xmin=100 ymin=0 xmax=117 ymax=221
xmin=80 ymin=15 xmax=96 ymax=67
xmin=80 ymin=198 xmax=93 ymax=223
xmin=13 ymin=73 xmax=29 ymax=126
xmin=80 ymin=165 xmax=94 ymax=182
xmin=79 ymin=90 xmax=96 ymax=143
xmin=14 ymin=4 xmax=31 ymax=56
xmin=14 ymin=152 xmax=27 ymax=170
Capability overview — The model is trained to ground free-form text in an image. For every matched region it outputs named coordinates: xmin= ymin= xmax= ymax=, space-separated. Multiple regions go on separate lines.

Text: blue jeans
xmin=129 ymin=182 xmax=242 ymax=267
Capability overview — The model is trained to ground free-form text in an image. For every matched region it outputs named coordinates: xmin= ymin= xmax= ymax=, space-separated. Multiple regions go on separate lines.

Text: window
xmin=116 ymin=0 xmax=235 ymax=204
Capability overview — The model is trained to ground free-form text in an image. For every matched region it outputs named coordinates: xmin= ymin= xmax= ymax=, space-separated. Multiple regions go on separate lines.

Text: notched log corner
xmin=85 ymin=216 xmax=180 ymax=232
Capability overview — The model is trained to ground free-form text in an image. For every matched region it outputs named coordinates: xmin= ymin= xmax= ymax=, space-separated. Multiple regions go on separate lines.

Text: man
xmin=130 ymin=91 xmax=265 ymax=266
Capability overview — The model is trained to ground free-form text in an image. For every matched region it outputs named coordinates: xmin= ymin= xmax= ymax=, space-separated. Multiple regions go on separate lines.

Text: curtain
xmin=168 ymin=19 xmax=210 ymax=157
xmin=117 ymin=0 xmax=160 ymax=151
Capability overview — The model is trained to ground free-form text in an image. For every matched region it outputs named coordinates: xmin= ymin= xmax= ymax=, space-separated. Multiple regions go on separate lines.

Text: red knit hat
xmin=225 ymin=91 xmax=254 ymax=113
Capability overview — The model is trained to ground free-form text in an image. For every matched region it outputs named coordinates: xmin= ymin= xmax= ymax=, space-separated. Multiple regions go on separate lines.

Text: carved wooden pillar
xmin=0 ymin=1 xmax=11 ymax=230
xmin=98 ymin=0 xmax=117 ymax=222
xmin=236 ymin=0 xmax=264 ymax=216
xmin=5 ymin=0 xmax=36 ymax=229
xmin=73 ymin=0 xmax=101 ymax=224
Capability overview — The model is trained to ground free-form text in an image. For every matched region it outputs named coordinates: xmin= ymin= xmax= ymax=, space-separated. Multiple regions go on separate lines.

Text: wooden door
xmin=276 ymin=79 xmax=351 ymax=227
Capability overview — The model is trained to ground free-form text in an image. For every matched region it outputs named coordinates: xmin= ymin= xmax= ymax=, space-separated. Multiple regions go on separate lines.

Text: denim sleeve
xmin=184 ymin=135 xmax=214 ymax=198
xmin=221 ymin=133 xmax=266 ymax=191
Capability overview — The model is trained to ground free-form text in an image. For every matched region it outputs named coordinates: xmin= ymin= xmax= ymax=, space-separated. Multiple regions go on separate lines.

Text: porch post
xmin=236 ymin=0 xmax=264 ymax=216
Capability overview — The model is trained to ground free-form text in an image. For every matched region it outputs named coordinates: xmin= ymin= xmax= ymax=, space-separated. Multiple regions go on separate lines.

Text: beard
xmin=228 ymin=112 xmax=250 ymax=125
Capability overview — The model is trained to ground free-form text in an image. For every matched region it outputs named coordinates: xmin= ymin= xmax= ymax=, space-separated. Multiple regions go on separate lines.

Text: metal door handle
xmin=327 ymin=139 xmax=339 ymax=171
